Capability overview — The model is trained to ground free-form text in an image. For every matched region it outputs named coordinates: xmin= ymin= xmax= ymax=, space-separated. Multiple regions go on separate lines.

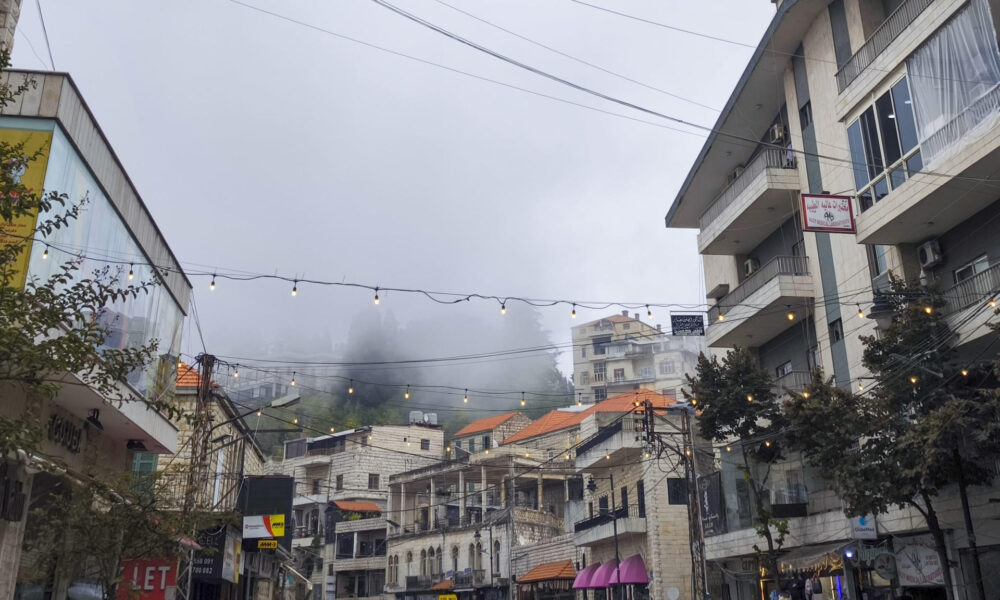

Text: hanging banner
xmin=699 ymin=472 xmax=726 ymax=537
xmin=800 ymin=194 xmax=856 ymax=233
xmin=671 ymin=314 xmax=705 ymax=336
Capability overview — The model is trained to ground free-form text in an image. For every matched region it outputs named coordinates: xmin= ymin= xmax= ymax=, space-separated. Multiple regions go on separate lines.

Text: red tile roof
xmin=519 ymin=560 xmax=576 ymax=583
xmin=334 ymin=500 xmax=382 ymax=513
xmin=502 ymin=390 xmax=675 ymax=445
xmin=454 ymin=412 xmax=523 ymax=437
xmin=177 ymin=361 xmax=202 ymax=388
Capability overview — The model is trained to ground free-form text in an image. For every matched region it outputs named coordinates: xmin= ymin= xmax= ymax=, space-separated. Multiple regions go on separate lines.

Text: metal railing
xmin=835 ymin=0 xmax=935 ymax=92
xmin=922 ymin=83 xmax=1000 ymax=163
xmin=773 ymin=370 xmax=812 ymax=394
xmin=576 ymin=421 xmax=623 ymax=456
xmin=707 ymin=255 xmax=810 ymax=324
xmin=942 ymin=262 xmax=1000 ymax=315
xmin=573 ymin=506 xmax=630 ymax=533
xmin=698 ymin=148 xmax=792 ymax=230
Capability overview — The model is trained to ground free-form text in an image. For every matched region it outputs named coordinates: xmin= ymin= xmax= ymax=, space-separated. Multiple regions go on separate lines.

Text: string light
xmin=331 ymin=427 xmax=336 ymax=433
xmin=41 ymin=246 xmax=48 ymax=259
xmin=685 ymin=448 xmax=692 ymax=456
xmin=991 ymin=299 xmax=998 ymax=309
xmin=291 ymin=280 xmax=298 ymax=296
xmin=764 ymin=440 xmax=771 ymax=447
xmin=500 ymin=302 xmax=506 ymax=315
xmin=566 ymin=453 xmax=571 ymax=461
xmin=923 ymin=306 xmax=932 ymax=314
xmin=348 ymin=380 xmax=354 ymax=394
xmin=446 ymin=445 xmax=451 ymax=452
xmin=291 ymin=371 xmax=297 ymax=386
xmin=690 ymin=398 xmax=698 ymax=406
xmin=210 ymin=274 xmax=216 ymax=291
xmin=577 ymin=393 xmax=582 ymax=406
xmin=725 ymin=445 xmax=732 ymax=452
xmin=256 ymin=409 xmax=262 ymax=417
xmin=786 ymin=310 xmax=795 ymax=321
xmin=463 ymin=389 xmax=469 ymax=403
xmin=233 ymin=364 xmax=239 ymax=378
xmin=605 ymin=452 xmax=611 ymax=460
xmin=644 ymin=450 xmax=650 ymax=459
xmin=746 ymin=394 xmax=754 ymax=402
xmin=961 ymin=369 xmax=969 ymax=377
xmin=571 ymin=304 xmax=577 ymax=319
xmin=293 ymin=417 xmax=299 ymax=424
xmin=646 ymin=305 xmax=652 ymax=319
xmin=525 ymin=451 xmax=530 ymax=458
xmin=857 ymin=304 xmax=864 ymax=319
xmin=802 ymin=391 xmax=810 ymax=398
xmin=404 ymin=385 xmax=410 ymax=400
xmin=128 ymin=264 xmax=134 ymax=280
xmin=521 ymin=392 xmax=526 ymax=407
xmin=718 ymin=313 xmax=725 ymax=322
xmin=374 ymin=287 xmax=380 ymax=305
xmin=909 ymin=376 xmax=918 ymax=385
xmin=858 ymin=382 xmax=865 ymax=391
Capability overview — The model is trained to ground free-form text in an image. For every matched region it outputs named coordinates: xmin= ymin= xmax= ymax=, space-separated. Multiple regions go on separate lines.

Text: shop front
xmin=571 ymin=556 xmax=648 ymax=600
xmin=516 ymin=559 xmax=576 ymax=600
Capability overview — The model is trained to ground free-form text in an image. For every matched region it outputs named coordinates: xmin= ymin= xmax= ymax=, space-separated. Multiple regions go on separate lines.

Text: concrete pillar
xmin=0 ymin=0 xmax=21 ymax=55
xmin=564 ymin=478 xmax=570 ymax=502
xmin=537 ymin=474 xmax=544 ymax=510
xmin=0 ymin=465 xmax=31 ymax=600
xmin=353 ymin=531 xmax=359 ymax=558
xmin=429 ymin=478 xmax=436 ymax=528
xmin=458 ymin=470 xmax=466 ymax=524
xmin=400 ymin=483 xmax=407 ymax=530
xmin=501 ymin=478 xmax=506 ymax=508
xmin=481 ymin=467 xmax=488 ymax=512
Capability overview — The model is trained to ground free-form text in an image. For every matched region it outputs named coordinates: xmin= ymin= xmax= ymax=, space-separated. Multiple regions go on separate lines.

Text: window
xmin=581 ymin=346 xmax=587 ymax=358
xmin=847 ymin=77 xmax=921 ymax=211
xmin=799 ymin=101 xmax=813 ymax=129
xmin=829 ymin=319 xmax=844 ymax=344
xmin=312 ymin=479 xmax=321 ymax=494
xmin=598 ymin=496 xmax=609 ymax=515
xmin=639 ymin=366 xmax=654 ymax=378
xmin=613 ymin=368 xmax=625 ymax=382
xmin=807 ymin=345 xmax=821 ymax=370
xmin=955 ymin=255 xmax=990 ymax=284
xmin=436 ymin=546 xmax=443 ymax=576
xmin=421 ymin=549 xmax=428 ymax=577
xmin=588 ymin=502 xmax=594 ymax=518
xmin=636 ymin=480 xmax=646 ymax=518
xmin=420 ymin=439 xmax=430 ymax=451
xmin=451 ymin=546 xmax=459 ymax=573
xmin=482 ymin=435 xmax=490 ymax=450
xmin=469 ymin=438 xmax=477 ymax=453
xmin=593 ymin=336 xmax=611 ymax=355
xmin=667 ymin=478 xmax=688 ymax=505
xmin=775 ymin=361 xmax=793 ymax=379
xmin=593 ymin=362 xmax=606 ymax=382
xmin=336 ymin=474 xmax=344 ymax=491
xmin=623 ymin=322 xmax=631 ymax=330
xmin=468 ymin=544 xmax=476 ymax=571
xmin=868 ymin=245 xmax=890 ymax=278
xmin=594 ymin=388 xmax=607 ymax=402
xmin=493 ymin=540 xmax=501 ymax=573
xmin=658 ymin=361 xmax=675 ymax=375
xmin=620 ymin=486 xmax=629 ymax=517
xmin=369 ymin=473 xmax=380 ymax=489
xmin=455 ymin=440 xmax=461 ymax=450
xmin=580 ymin=371 xmax=589 ymax=385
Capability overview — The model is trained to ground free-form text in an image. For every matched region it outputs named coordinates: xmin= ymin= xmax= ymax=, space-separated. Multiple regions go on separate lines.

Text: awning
xmin=572 ymin=563 xmax=601 ymax=590
xmin=431 ymin=580 xmax=454 ymax=591
xmin=285 ymin=565 xmax=314 ymax=590
xmin=777 ymin=542 xmax=848 ymax=574
xmin=520 ymin=560 xmax=576 ymax=583
xmin=333 ymin=500 xmax=382 ymax=513
xmin=591 ymin=560 xmax=621 ymax=588
xmin=618 ymin=555 xmax=648 ymax=585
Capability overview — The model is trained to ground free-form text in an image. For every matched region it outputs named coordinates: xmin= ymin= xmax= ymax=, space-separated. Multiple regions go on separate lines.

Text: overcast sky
xmin=11 ymin=0 xmax=774 ymax=376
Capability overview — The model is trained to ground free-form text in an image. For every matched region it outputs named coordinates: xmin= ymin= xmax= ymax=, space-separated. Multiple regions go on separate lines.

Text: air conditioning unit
xmin=744 ymin=257 xmax=760 ymax=277
xmin=768 ymin=124 xmax=787 ymax=144
xmin=918 ymin=240 xmax=943 ymax=269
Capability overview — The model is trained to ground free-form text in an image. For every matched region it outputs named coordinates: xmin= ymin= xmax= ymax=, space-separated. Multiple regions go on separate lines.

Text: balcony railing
xmin=774 ymin=371 xmax=812 ymax=395
xmin=698 ymin=148 xmax=792 ymax=230
xmin=922 ymin=83 xmax=1000 ymax=164
xmin=835 ymin=0 xmax=935 ymax=92
xmin=942 ymin=262 xmax=1000 ymax=315
xmin=576 ymin=421 xmax=623 ymax=456
xmin=573 ymin=506 xmax=629 ymax=533
xmin=707 ymin=255 xmax=810 ymax=323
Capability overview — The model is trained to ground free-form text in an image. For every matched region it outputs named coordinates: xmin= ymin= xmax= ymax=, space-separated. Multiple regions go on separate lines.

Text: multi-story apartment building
xmin=665 ymin=0 xmax=1000 ymax=597
xmin=273 ymin=417 xmax=444 ymax=600
xmin=1 ymin=70 xmax=192 ymax=599
xmin=572 ymin=312 xmax=702 ymax=403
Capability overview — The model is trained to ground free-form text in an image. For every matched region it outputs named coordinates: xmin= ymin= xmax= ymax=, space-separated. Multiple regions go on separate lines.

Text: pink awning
xmin=590 ymin=559 xmax=621 ymax=588
xmin=572 ymin=562 xmax=601 ymax=590
xmin=618 ymin=555 xmax=648 ymax=584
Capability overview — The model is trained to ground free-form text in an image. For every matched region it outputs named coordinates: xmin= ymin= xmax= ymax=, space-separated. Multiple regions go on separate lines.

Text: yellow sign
xmin=0 ymin=128 xmax=53 ymax=289
xmin=439 ymin=595 xmax=457 ymax=600
xmin=257 ymin=540 xmax=278 ymax=550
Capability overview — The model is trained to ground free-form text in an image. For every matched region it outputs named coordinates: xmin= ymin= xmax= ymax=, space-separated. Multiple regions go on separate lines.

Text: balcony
xmin=605 ymin=373 xmax=657 ymax=389
xmin=773 ymin=371 xmax=811 ymax=397
xmin=835 ymin=0 xmax=934 ymax=93
xmin=330 ymin=555 xmax=387 ymax=572
xmin=575 ymin=416 xmax=646 ymax=470
xmin=705 ymin=256 xmax=813 ymax=348
xmin=573 ymin=508 xmax=646 ymax=547
xmin=697 ymin=149 xmax=800 ymax=256
xmin=335 ymin=516 xmax=386 ymax=534
xmin=941 ymin=262 xmax=1000 ymax=347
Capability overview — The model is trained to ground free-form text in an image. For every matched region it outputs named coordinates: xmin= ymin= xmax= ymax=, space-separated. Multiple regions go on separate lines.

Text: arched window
xmin=406 ymin=551 xmax=413 ymax=576
xmin=475 ymin=542 xmax=483 ymax=570
xmin=436 ymin=545 xmax=443 ymax=576
xmin=451 ymin=546 xmax=459 ymax=574
xmin=428 ymin=547 xmax=436 ymax=575
xmin=468 ymin=544 xmax=476 ymax=572
xmin=493 ymin=540 xmax=501 ymax=573
xmin=420 ymin=549 xmax=428 ymax=576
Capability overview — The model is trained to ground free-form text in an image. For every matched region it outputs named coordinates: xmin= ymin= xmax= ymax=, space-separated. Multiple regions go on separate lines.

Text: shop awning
xmin=618 ymin=555 xmax=648 ymax=585
xmin=591 ymin=560 xmax=621 ymax=588
xmin=334 ymin=500 xmax=382 ymax=513
xmin=431 ymin=580 xmax=454 ymax=591
xmin=520 ymin=560 xmax=576 ymax=584
xmin=572 ymin=563 xmax=601 ymax=590
xmin=777 ymin=541 xmax=848 ymax=574
xmin=285 ymin=565 xmax=314 ymax=590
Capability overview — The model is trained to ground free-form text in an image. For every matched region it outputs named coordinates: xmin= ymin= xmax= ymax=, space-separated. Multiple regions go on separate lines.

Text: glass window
xmin=658 ymin=361 xmax=675 ymax=375
xmin=776 ymin=361 xmax=793 ymax=378
xmin=860 ymin=107 xmax=884 ymax=180
xmin=336 ymin=474 xmax=344 ymax=491
xmin=799 ymin=101 xmax=813 ymax=129
xmin=869 ymin=245 xmax=890 ymax=277
xmin=847 ymin=121 xmax=870 ymax=190
xmin=891 ymin=78 xmax=918 ymax=153
xmin=613 ymin=368 xmax=625 ymax=381
xmin=636 ymin=480 xmax=646 ymax=517
xmin=667 ymin=478 xmax=688 ymax=505
xmin=829 ymin=319 xmax=844 ymax=344
xmin=954 ymin=255 xmax=990 ymax=283
xmin=876 ymin=91 xmax=902 ymax=165
xmin=368 ymin=473 xmax=380 ymax=489
xmin=482 ymin=435 xmax=490 ymax=450
xmin=420 ymin=439 xmax=430 ymax=451
xmin=594 ymin=388 xmax=607 ymax=402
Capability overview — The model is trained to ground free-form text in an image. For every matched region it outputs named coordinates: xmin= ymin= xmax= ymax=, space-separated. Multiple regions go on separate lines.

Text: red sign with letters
xmin=118 ymin=558 xmax=177 ymax=600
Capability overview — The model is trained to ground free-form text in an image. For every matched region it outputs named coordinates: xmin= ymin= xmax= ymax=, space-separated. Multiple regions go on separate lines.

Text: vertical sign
xmin=800 ymin=194 xmax=856 ymax=233
xmin=0 ymin=129 xmax=54 ymax=289
xmin=699 ymin=472 xmax=726 ymax=537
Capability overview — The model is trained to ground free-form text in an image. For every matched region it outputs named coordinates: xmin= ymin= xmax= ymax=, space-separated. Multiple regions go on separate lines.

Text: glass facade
xmin=5 ymin=117 xmax=184 ymax=402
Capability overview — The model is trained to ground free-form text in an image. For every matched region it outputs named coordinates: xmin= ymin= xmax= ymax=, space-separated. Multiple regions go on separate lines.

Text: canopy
xmin=520 ymin=560 xmax=576 ymax=584
xmin=618 ymin=555 xmax=648 ymax=585
xmin=777 ymin=542 xmax=848 ymax=574
xmin=334 ymin=500 xmax=382 ymax=513
xmin=591 ymin=560 xmax=621 ymax=588
xmin=572 ymin=563 xmax=601 ymax=590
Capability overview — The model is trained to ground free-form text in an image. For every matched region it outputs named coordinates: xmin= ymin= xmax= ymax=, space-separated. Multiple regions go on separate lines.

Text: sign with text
xmin=257 ymin=539 xmax=278 ymax=550
xmin=699 ymin=472 xmax=726 ymax=537
xmin=118 ymin=558 xmax=177 ymax=600
xmin=193 ymin=526 xmax=240 ymax=584
xmin=895 ymin=537 xmax=945 ymax=586
xmin=801 ymin=194 xmax=856 ymax=233
xmin=242 ymin=514 xmax=285 ymax=539
xmin=671 ymin=314 xmax=705 ymax=336
xmin=850 ymin=514 xmax=878 ymax=539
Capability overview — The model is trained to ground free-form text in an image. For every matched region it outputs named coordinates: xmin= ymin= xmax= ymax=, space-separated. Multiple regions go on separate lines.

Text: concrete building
xmin=452 ymin=412 xmax=532 ymax=455
xmin=571 ymin=312 xmax=702 ymax=404
xmin=665 ymin=0 xmax=1000 ymax=598
xmin=0 ymin=70 xmax=191 ymax=599
xmin=272 ymin=418 xmax=445 ymax=600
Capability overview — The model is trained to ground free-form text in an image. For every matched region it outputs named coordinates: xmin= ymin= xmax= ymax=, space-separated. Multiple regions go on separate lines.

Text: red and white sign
xmin=242 ymin=514 xmax=285 ymax=539
xmin=118 ymin=558 xmax=177 ymax=600
xmin=800 ymin=194 xmax=856 ymax=233
xmin=895 ymin=541 xmax=945 ymax=587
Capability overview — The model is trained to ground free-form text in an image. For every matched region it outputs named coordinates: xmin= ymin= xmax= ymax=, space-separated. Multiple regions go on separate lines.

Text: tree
xmin=784 ymin=281 xmax=1000 ymax=600
xmin=685 ymin=347 xmax=789 ymax=587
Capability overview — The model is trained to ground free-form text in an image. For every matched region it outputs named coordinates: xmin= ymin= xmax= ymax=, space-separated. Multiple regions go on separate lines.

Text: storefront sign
xmin=193 ymin=526 xmax=241 ymax=583
xmin=243 ymin=514 xmax=285 ymax=539
xmin=118 ymin=558 xmax=177 ymax=600
xmin=800 ymin=194 xmax=856 ymax=233
xmin=0 ymin=462 xmax=26 ymax=522
xmin=671 ymin=314 xmax=705 ymax=336
xmin=257 ymin=540 xmax=278 ymax=550
xmin=850 ymin=514 xmax=878 ymax=539
xmin=895 ymin=538 xmax=945 ymax=586
xmin=48 ymin=413 xmax=83 ymax=454
xmin=699 ymin=472 xmax=726 ymax=537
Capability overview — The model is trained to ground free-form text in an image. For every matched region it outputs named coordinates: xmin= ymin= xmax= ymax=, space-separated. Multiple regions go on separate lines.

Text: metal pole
xmin=609 ymin=473 xmax=623 ymax=600
xmin=683 ymin=409 xmax=709 ymax=600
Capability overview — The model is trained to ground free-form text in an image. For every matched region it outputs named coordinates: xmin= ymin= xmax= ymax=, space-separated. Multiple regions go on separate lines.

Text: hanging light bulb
xmin=991 ymin=299 xmax=998 ymax=309
xmin=291 ymin=371 xmax=297 ymax=386
xmin=293 ymin=417 xmax=299 ymax=424
xmin=961 ymin=369 xmax=969 ymax=377
xmin=501 ymin=302 xmax=507 ymax=315
xmin=605 ymin=452 xmax=611 ymax=460
xmin=571 ymin=304 xmax=577 ymax=319
xmin=644 ymin=450 xmax=650 ymax=459
xmin=646 ymin=305 xmax=652 ymax=319
xmin=725 ymin=445 xmax=732 ymax=452
xmin=348 ymin=380 xmax=354 ymax=394
xmin=404 ymin=385 xmax=410 ymax=400
xmin=858 ymin=382 xmax=865 ymax=391
xmin=524 ymin=451 xmax=530 ymax=458
xmin=291 ymin=280 xmax=298 ymax=297
xmin=910 ymin=376 xmax=918 ymax=385
xmin=685 ymin=448 xmax=692 ymax=456
xmin=566 ymin=453 xmax=571 ymax=461
xmin=233 ymin=364 xmax=239 ymax=379
xmin=746 ymin=394 xmax=754 ymax=402
xmin=256 ymin=409 xmax=262 ymax=417
xmin=577 ymin=393 xmax=582 ymax=406
xmin=210 ymin=274 xmax=216 ymax=291
xmin=764 ymin=440 xmax=771 ymax=447
xmin=690 ymin=398 xmax=698 ymax=406
xmin=802 ymin=391 xmax=810 ymax=399
xmin=446 ymin=445 xmax=451 ymax=453
xmin=857 ymin=304 xmax=865 ymax=319
xmin=374 ymin=287 xmax=380 ymax=305
xmin=718 ymin=313 xmax=725 ymax=322
xmin=330 ymin=427 xmax=336 ymax=433
xmin=923 ymin=305 xmax=932 ymax=314
xmin=463 ymin=389 xmax=469 ymax=403
xmin=41 ymin=246 xmax=49 ymax=259
xmin=520 ymin=392 xmax=526 ymax=407
xmin=787 ymin=311 xmax=795 ymax=321
xmin=128 ymin=264 xmax=134 ymax=280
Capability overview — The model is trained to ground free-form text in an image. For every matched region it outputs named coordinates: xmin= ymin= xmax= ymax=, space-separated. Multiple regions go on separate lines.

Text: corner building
xmin=666 ymin=1 xmax=1000 ymax=598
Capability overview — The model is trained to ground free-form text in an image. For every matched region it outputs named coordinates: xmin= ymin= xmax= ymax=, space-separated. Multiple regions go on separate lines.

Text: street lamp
xmin=586 ymin=474 xmax=623 ymax=600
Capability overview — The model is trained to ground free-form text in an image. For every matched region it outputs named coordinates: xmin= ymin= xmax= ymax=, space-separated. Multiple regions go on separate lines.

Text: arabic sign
xmin=800 ymin=194 xmax=856 ymax=233
xmin=699 ymin=472 xmax=726 ymax=537
xmin=242 ymin=514 xmax=285 ymax=539
xmin=671 ymin=314 xmax=705 ymax=336
xmin=118 ymin=558 xmax=177 ymax=600
xmin=895 ymin=537 xmax=945 ymax=586
xmin=850 ymin=514 xmax=878 ymax=539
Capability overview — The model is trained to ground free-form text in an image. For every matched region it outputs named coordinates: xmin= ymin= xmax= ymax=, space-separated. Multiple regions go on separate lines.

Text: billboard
xmin=0 ymin=128 xmax=54 ymax=289
xmin=800 ymin=194 xmax=856 ymax=233
xmin=242 ymin=514 xmax=285 ymax=539
xmin=671 ymin=314 xmax=705 ymax=336
xmin=238 ymin=476 xmax=294 ymax=552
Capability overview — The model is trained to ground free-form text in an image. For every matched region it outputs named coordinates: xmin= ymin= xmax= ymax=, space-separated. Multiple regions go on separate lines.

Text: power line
xmin=34 ymin=0 xmax=55 ymax=70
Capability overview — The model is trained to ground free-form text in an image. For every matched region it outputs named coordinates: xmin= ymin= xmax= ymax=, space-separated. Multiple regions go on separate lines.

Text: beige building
xmin=665 ymin=0 xmax=1000 ymax=598
xmin=571 ymin=312 xmax=702 ymax=404
xmin=452 ymin=412 xmax=532 ymax=455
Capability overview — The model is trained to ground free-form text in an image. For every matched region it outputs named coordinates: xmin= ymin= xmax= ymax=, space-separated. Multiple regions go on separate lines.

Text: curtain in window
xmin=906 ymin=0 xmax=1000 ymax=167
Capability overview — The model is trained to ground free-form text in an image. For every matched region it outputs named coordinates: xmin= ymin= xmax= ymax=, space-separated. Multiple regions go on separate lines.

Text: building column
xmin=537 ymin=474 xmax=544 ymax=511
xmin=0 ymin=0 xmax=21 ymax=55
xmin=481 ymin=467 xmax=488 ymax=511
xmin=564 ymin=478 xmax=570 ymax=502
xmin=400 ymin=482 xmax=407 ymax=530
xmin=458 ymin=470 xmax=466 ymax=524
xmin=429 ymin=478 xmax=436 ymax=527
xmin=353 ymin=531 xmax=359 ymax=559
xmin=500 ymin=478 xmax=506 ymax=508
